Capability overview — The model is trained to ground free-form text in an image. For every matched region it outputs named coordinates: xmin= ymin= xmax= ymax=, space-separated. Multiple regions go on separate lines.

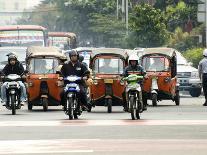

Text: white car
xmin=176 ymin=52 xmax=202 ymax=97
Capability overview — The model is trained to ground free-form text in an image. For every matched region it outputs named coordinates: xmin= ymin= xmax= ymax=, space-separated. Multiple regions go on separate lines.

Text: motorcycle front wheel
xmin=129 ymin=96 xmax=136 ymax=120
xmin=11 ymin=94 xmax=16 ymax=115
xmin=67 ymin=97 xmax=74 ymax=120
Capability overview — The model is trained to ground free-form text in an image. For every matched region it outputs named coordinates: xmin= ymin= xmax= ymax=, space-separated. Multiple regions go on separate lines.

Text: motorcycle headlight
xmin=191 ymin=71 xmax=199 ymax=78
xmin=28 ymin=82 xmax=33 ymax=87
xmin=164 ymin=77 xmax=171 ymax=83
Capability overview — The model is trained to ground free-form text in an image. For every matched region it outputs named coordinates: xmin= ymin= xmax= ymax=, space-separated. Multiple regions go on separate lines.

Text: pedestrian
xmin=198 ymin=49 xmax=207 ymax=106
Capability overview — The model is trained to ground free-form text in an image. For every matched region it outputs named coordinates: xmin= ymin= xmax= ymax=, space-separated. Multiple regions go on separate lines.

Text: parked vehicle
xmin=48 ymin=32 xmax=77 ymax=50
xmin=122 ymin=74 xmax=144 ymax=120
xmin=0 ymin=25 xmax=48 ymax=47
xmin=176 ymin=52 xmax=202 ymax=97
xmin=26 ymin=46 xmax=67 ymax=111
xmin=0 ymin=74 xmax=24 ymax=115
xmin=140 ymin=48 xmax=180 ymax=106
xmin=89 ymin=48 xmax=128 ymax=113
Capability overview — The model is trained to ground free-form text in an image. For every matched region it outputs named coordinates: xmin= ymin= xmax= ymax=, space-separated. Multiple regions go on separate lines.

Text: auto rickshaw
xmin=26 ymin=46 xmax=67 ymax=111
xmin=140 ymin=48 xmax=180 ymax=106
xmin=89 ymin=48 xmax=128 ymax=113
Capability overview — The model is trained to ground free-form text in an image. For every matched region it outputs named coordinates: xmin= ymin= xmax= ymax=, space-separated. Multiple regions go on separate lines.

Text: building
xmin=0 ymin=0 xmax=41 ymax=26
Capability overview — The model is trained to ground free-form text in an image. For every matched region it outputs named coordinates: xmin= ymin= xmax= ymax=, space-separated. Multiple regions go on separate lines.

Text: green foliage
xmin=168 ymin=27 xmax=200 ymax=51
xmin=183 ymin=48 xmax=204 ymax=68
xmin=166 ymin=1 xmax=197 ymax=32
xmin=129 ymin=4 xmax=169 ymax=48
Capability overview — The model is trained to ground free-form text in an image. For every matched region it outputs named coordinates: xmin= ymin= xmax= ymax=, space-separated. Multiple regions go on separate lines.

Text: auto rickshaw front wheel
xmin=28 ymin=102 xmax=33 ymax=110
xmin=107 ymin=99 xmax=112 ymax=113
xmin=152 ymin=94 xmax=157 ymax=106
xmin=42 ymin=98 xmax=48 ymax=112
xmin=174 ymin=91 xmax=180 ymax=106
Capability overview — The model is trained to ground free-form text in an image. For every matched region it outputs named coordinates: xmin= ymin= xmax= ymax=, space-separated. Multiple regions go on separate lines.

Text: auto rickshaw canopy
xmin=26 ymin=46 xmax=67 ymax=60
xmin=142 ymin=48 xmax=177 ymax=58
xmin=90 ymin=48 xmax=128 ymax=60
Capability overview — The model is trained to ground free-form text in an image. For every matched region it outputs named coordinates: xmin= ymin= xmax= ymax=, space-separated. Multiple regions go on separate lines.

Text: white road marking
xmin=1 ymin=120 xmax=207 ymax=127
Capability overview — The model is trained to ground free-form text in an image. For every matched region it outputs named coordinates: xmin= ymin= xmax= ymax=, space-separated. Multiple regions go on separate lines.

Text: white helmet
xmin=203 ymin=49 xmax=207 ymax=57
xmin=128 ymin=54 xmax=139 ymax=65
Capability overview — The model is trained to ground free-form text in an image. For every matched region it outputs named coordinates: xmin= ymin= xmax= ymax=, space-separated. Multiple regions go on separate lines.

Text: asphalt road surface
xmin=0 ymin=93 xmax=207 ymax=155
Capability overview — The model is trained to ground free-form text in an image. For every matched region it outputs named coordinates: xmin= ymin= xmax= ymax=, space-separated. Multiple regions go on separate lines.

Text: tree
xmin=183 ymin=48 xmax=204 ymax=68
xmin=129 ymin=3 xmax=168 ymax=48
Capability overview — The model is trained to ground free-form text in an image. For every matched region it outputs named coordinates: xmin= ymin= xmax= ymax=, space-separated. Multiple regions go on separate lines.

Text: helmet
xmin=203 ymin=49 xmax=207 ymax=57
xmin=6 ymin=52 xmax=16 ymax=57
xmin=69 ymin=50 xmax=78 ymax=58
xmin=8 ymin=54 xmax=17 ymax=61
xmin=79 ymin=55 xmax=84 ymax=62
xmin=128 ymin=54 xmax=139 ymax=65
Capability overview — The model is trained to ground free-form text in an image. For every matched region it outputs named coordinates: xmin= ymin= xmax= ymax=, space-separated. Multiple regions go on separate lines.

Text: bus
xmin=48 ymin=32 xmax=77 ymax=50
xmin=0 ymin=25 xmax=48 ymax=47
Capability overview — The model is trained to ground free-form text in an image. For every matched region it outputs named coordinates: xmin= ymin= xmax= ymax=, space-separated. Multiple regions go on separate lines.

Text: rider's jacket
xmin=123 ymin=65 xmax=146 ymax=77
xmin=61 ymin=61 xmax=89 ymax=85
xmin=2 ymin=61 xmax=24 ymax=76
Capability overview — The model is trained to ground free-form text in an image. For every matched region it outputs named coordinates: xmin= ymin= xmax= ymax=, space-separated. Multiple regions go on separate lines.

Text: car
xmin=0 ymin=47 xmax=27 ymax=71
xmin=176 ymin=51 xmax=202 ymax=97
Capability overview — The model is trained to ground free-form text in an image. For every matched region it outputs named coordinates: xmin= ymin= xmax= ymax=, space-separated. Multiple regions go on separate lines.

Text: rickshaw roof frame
xmin=48 ymin=32 xmax=76 ymax=38
xmin=26 ymin=46 xmax=67 ymax=60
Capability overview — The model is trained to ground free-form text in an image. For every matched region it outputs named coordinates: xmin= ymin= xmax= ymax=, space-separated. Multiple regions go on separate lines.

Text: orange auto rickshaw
xmin=140 ymin=48 xmax=180 ymax=106
xmin=89 ymin=48 xmax=128 ymax=113
xmin=26 ymin=46 xmax=67 ymax=111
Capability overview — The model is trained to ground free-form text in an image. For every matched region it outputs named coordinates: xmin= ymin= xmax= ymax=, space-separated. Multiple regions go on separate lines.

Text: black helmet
xmin=8 ymin=54 xmax=17 ymax=61
xmin=69 ymin=50 xmax=78 ymax=58
xmin=79 ymin=55 xmax=84 ymax=62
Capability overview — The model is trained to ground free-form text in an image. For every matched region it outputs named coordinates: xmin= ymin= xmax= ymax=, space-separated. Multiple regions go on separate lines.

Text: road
xmin=0 ymin=93 xmax=207 ymax=155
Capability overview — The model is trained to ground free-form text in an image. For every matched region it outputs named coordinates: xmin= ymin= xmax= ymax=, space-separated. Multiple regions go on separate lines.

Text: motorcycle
xmin=1 ymin=74 xmax=23 ymax=115
xmin=123 ymin=74 xmax=144 ymax=120
xmin=63 ymin=74 xmax=89 ymax=120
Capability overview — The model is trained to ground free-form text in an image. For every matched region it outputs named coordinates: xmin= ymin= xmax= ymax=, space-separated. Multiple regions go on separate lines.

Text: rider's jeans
xmin=1 ymin=81 xmax=27 ymax=103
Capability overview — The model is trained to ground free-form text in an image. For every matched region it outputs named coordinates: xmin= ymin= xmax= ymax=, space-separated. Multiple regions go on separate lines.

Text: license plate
xmin=104 ymin=79 xmax=113 ymax=84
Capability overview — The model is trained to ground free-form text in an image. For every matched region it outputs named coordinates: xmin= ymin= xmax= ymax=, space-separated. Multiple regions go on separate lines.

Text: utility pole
xmin=122 ymin=0 xmax=125 ymax=22
xmin=206 ymin=0 xmax=207 ymax=47
xmin=126 ymin=0 xmax=128 ymax=35
xmin=117 ymin=0 xmax=119 ymax=19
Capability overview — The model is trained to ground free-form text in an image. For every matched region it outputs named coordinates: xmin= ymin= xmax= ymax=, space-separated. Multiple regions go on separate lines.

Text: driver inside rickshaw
xmin=34 ymin=59 xmax=47 ymax=74
xmin=99 ymin=59 xmax=114 ymax=73
xmin=148 ymin=57 xmax=165 ymax=71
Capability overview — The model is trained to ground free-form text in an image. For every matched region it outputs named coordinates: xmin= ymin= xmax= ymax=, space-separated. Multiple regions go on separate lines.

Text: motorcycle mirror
xmin=83 ymin=70 xmax=90 ymax=75
xmin=24 ymin=70 xmax=29 ymax=74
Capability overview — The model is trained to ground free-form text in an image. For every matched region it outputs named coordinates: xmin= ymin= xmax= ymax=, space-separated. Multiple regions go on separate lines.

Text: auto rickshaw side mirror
xmin=56 ymin=70 xmax=62 ymax=75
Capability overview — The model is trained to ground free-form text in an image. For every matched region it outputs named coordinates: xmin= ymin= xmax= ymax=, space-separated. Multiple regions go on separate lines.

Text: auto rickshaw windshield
xmin=94 ymin=58 xmax=124 ymax=74
xmin=29 ymin=58 xmax=59 ymax=74
xmin=143 ymin=56 xmax=170 ymax=72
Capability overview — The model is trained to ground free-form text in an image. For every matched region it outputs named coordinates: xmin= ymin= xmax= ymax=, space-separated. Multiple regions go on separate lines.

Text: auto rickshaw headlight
xmin=164 ymin=77 xmax=171 ymax=83
xmin=56 ymin=81 xmax=64 ymax=87
xmin=120 ymin=80 xmax=125 ymax=85
xmin=28 ymin=82 xmax=33 ymax=87
xmin=93 ymin=79 xmax=98 ymax=85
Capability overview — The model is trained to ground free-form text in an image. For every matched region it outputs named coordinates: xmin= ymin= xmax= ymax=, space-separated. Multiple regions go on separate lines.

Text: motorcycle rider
xmin=60 ymin=50 xmax=91 ymax=111
xmin=79 ymin=55 xmax=88 ymax=68
xmin=122 ymin=54 xmax=147 ymax=111
xmin=1 ymin=54 xmax=27 ymax=106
